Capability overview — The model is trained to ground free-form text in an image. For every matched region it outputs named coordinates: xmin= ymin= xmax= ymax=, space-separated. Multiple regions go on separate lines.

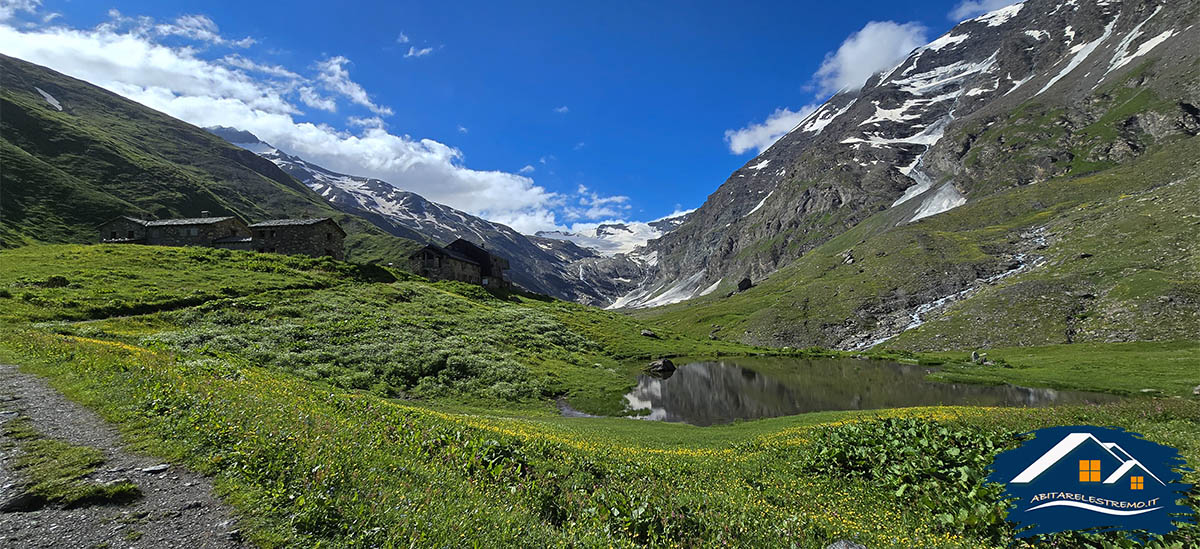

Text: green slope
xmin=0 ymin=54 xmax=418 ymax=262
xmin=638 ymin=134 xmax=1200 ymax=353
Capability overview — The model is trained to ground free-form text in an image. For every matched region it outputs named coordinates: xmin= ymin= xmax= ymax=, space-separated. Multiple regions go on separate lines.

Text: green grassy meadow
xmin=1 ymin=244 xmax=1198 ymax=548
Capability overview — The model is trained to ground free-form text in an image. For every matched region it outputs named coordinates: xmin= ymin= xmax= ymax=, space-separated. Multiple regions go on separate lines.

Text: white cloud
xmin=0 ymin=0 xmax=39 ymax=22
xmin=723 ymin=19 xmax=927 ymax=155
xmin=220 ymin=54 xmax=299 ymax=79
xmin=347 ymin=116 xmax=385 ymax=129
xmin=298 ymin=86 xmax=337 ymax=112
xmin=0 ymin=14 xmax=577 ymax=234
xmin=553 ymin=105 xmax=569 ymax=113
xmin=404 ymin=46 xmax=433 ymax=58
xmin=949 ymin=0 xmax=1021 ymax=22
xmin=396 ymin=32 xmax=410 ymax=44
xmin=573 ymin=141 xmax=585 ymax=150
xmin=456 ymin=125 xmax=468 ymax=133
xmin=723 ymin=105 xmax=819 ymax=155
xmin=315 ymin=56 xmax=392 ymax=115
xmin=564 ymin=185 xmax=631 ymax=220
xmin=519 ymin=165 xmax=535 ymax=174
xmin=813 ymin=21 xmax=927 ymax=96
xmin=156 ymin=14 xmax=255 ymax=48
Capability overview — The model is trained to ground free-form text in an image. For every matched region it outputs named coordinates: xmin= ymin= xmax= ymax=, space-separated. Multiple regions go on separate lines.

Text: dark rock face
xmin=737 ymin=278 xmax=753 ymax=292
xmin=615 ymin=0 xmax=1200 ymax=309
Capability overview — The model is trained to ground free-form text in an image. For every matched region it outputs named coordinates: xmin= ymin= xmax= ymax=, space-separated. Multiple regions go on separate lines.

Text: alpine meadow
xmin=1 ymin=0 xmax=1199 ymax=548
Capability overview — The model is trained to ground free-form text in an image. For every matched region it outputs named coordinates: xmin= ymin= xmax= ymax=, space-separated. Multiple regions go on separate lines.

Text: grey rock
xmin=140 ymin=464 xmax=170 ymax=474
xmin=825 ymin=541 xmax=867 ymax=549
xmin=737 ymin=277 xmax=753 ymax=292
xmin=645 ymin=359 xmax=676 ymax=377
xmin=1192 ymin=384 xmax=1199 ymax=396
xmin=640 ymin=329 xmax=658 ymax=339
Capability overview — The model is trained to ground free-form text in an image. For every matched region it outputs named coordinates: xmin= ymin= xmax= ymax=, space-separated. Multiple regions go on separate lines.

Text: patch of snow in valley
xmin=608 ymin=270 xmax=708 ymax=310
xmin=34 ymin=87 xmax=61 ymax=111
xmin=892 ymin=167 xmax=936 ymax=207
xmin=1024 ymin=30 xmax=1049 ymax=40
xmin=699 ymin=278 xmax=723 ymax=297
xmin=910 ymin=183 xmax=967 ymax=222
xmin=748 ymin=159 xmax=770 ymax=170
xmin=1038 ymin=16 xmax=1119 ymax=96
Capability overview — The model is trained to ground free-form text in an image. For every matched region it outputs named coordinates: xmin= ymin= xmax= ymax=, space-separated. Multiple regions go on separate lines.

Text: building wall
xmin=411 ymin=250 xmax=481 ymax=284
xmin=99 ymin=218 xmax=147 ymax=242
xmin=251 ymin=221 xmax=345 ymax=260
xmin=146 ymin=218 xmax=250 ymax=248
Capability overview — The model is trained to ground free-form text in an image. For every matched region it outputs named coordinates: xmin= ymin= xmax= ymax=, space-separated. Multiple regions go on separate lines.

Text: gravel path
xmin=0 ymin=364 xmax=245 ymax=549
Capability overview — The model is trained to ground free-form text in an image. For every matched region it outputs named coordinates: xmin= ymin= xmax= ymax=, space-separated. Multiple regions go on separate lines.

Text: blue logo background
xmin=989 ymin=425 xmax=1195 ymax=538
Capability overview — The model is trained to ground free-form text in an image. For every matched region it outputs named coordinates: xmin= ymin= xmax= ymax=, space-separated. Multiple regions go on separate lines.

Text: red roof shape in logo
xmin=1010 ymin=432 xmax=1165 ymax=486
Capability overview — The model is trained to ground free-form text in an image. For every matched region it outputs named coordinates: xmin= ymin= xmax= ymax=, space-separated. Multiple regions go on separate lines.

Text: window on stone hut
xmin=127 ymin=230 xmax=134 ymax=238
xmin=110 ymin=231 xmax=117 ymax=239
xmin=326 ymin=232 xmax=332 ymax=241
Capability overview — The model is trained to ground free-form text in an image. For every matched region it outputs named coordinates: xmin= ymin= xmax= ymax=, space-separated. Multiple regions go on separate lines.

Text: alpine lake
xmin=614 ymin=357 xmax=1120 ymax=426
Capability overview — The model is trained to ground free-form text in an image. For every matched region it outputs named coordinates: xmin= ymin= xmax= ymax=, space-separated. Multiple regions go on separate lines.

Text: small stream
xmin=617 ymin=357 xmax=1119 ymax=426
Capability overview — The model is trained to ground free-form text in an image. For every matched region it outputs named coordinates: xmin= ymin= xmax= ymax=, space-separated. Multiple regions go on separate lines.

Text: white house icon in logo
xmin=1010 ymin=432 xmax=1166 ymax=486
xmin=1009 ymin=432 xmax=1167 ymax=516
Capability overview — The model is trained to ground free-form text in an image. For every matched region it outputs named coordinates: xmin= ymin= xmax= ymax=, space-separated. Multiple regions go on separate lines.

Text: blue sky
xmin=0 ymin=0 xmax=1017 ymax=233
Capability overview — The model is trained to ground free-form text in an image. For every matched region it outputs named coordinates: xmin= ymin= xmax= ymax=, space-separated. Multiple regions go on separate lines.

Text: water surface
xmin=623 ymin=357 xmax=1120 ymax=426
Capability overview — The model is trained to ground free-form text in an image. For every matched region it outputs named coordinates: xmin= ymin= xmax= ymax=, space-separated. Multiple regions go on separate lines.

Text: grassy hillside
xmin=1 ymin=244 xmax=1197 ymax=548
xmin=637 ymin=134 xmax=1200 ymax=359
xmin=0 ymin=54 xmax=418 ymax=262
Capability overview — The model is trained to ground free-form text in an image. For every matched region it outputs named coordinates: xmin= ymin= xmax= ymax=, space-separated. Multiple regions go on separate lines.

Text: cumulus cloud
xmin=949 ymin=0 xmax=1021 ymax=21
xmin=563 ymin=185 xmax=632 ymax=221
xmin=553 ymin=105 xmax=569 ymax=113
xmin=404 ymin=46 xmax=433 ymax=58
xmin=457 ymin=125 xmax=468 ymax=133
xmin=0 ymin=0 xmax=39 ymax=22
xmin=723 ymin=19 xmax=927 ymax=155
xmin=723 ymin=105 xmax=819 ymax=155
xmin=813 ymin=21 xmax=927 ymax=96
xmin=396 ymin=31 xmax=409 ymax=44
xmin=519 ymin=165 xmax=535 ymax=174
xmin=0 ymin=12 xmax=601 ymax=234
xmin=315 ymin=56 xmax=392 ymax=115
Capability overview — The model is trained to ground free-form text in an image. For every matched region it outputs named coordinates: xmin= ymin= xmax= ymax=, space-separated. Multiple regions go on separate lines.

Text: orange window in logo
xmin=1131 ymin=476 xmax=1144 ymax=490
xmin=1079 ymin=460 xmax=1101 ymax=482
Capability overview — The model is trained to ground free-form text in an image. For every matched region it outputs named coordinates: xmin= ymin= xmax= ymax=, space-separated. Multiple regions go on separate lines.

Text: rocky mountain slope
xmin=634 ymin=0 xmax=1200 ymax=350
xmin=207 ymin=127 xmax=655 ymax=305
xmin=0 ymin=55 xmax=418 ymax=262
xmin=620 ymin=0 xmax=1200 ymax=313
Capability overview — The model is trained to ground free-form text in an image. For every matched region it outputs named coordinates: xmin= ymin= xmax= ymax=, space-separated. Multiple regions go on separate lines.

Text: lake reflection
xmin=623 ymin=358 xmax=1120 ymax=426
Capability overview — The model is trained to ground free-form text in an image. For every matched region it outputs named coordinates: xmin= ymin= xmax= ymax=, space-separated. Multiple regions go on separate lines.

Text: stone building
xmin=248 ymin=218 xmax=346 ymax=260
xmin=98 ymin=213 xmax=344 ymax=259
xmin=409 ymin=245 xmax=483 ymax=284
xmin=407 ymin=239 xmax=512 ymax=287
xmin=99 ymin=213 xmax=250 ymax=247
xmin=445 ymin=239 xmax=511 ymax=288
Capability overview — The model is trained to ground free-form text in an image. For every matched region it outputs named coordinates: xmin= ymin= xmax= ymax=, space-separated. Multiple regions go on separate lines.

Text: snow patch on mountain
xmin=1038 ymin=16 xmax=1119 ymax=96
xmin=34 ymin=87 xmax=61 ymax=110
xmin=975 ymin=3 xmax=1024 ymax=27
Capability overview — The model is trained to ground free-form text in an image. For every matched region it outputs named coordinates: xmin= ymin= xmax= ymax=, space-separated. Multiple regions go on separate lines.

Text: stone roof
xmin=410 ymin=244 xmax=480 ymax=266
xmin=144 ymin=217 xmax=235 ymax=226
xmin=248 ymin=218 xmax=333 ymax=228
